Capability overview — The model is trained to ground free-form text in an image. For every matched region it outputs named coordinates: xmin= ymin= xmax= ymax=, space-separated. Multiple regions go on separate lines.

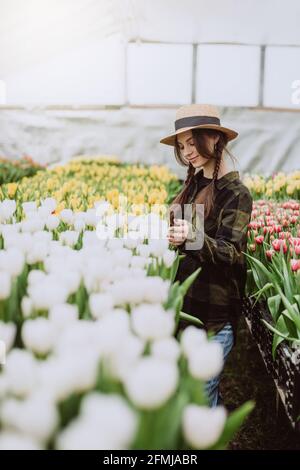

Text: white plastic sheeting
xmin=0 ymin=106 xmax=299 ymax=177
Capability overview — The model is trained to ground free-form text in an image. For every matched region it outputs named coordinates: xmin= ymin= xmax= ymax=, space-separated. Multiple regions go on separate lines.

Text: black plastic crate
xmin=242 ymin=296 xmax=300 ymax=430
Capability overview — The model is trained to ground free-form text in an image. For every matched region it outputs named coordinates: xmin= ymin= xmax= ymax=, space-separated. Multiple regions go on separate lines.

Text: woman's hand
xmin=167 ymin=218 xmax=189 ymax=246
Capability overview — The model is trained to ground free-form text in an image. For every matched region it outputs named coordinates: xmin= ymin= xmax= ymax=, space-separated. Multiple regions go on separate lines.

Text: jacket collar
xmin=194 ymin=168 xmax=240 ymax=190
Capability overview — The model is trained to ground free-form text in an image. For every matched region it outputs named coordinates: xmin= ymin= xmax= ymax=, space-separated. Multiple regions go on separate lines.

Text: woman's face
xmin=177 ymin=130 xmax=216 ymax=168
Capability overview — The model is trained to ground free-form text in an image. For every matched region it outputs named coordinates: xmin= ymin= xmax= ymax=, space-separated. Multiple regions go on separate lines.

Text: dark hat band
xmin=175 ymin=115 xmax=220 ymax=131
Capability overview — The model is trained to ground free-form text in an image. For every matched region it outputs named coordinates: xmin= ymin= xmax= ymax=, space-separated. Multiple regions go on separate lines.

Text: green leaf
xmin=271 ymin=315 xmax=289 ymax=358
xmin=250 ymin=282 xmax=273 ymax=305
xmin=267 ymin=294 xmax=281 ymax=322
xmin=245 ymin=253 xmax=278 ymax=286
xmin=179 ymin=311 xmax=203 ymax=327
xmin=262 ymin=319 xmax=292 ymax=342
xmin=179 ymin=267 xmax=201 ymax=297
xmin=294 ymin=295 xmax=300 ymax=311
xmin=169 ymin=253 xmax=180 ymax=283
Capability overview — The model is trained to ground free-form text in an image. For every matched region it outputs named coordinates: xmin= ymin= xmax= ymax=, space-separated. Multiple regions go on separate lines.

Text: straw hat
xmin=159 ymin=104 xmax=238 ymax=146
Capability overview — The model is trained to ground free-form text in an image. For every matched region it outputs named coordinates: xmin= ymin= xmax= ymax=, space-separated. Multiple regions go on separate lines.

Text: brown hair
xmin=170 ymin=128 xmax=236 ymax=221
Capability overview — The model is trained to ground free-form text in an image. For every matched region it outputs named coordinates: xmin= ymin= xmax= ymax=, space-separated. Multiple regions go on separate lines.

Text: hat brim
xmin=159 ymin=124 xmax=238 ymax=146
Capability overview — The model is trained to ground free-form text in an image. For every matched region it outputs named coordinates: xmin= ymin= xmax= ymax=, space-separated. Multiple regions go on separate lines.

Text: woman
xmin=160 ymin=104 xmax=253 ymax=407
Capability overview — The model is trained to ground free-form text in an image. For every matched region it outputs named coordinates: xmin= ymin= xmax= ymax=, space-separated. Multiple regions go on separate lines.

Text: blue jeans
xmin=205 ymin=323 xmax=234 ymax=407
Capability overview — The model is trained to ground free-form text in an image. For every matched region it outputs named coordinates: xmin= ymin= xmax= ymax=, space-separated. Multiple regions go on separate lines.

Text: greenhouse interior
xmin=0 ymin=0 xmax=300 ymax=454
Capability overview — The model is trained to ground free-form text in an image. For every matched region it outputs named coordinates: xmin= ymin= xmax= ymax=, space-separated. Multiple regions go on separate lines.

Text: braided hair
xmin=171 ymin=128 xmax=231 ymax=220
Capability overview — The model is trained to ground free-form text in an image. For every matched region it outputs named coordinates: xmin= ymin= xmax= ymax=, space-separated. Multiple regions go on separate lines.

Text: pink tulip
xmin=255 ymin=235 xmax=264 ymax=245
xmin=272 ymin=239 xmax=287 ymax=253
xmin=266 ymin=249 xmax=275 ymax=260
xmin=291 ymin=259 xmax=300 ymax=272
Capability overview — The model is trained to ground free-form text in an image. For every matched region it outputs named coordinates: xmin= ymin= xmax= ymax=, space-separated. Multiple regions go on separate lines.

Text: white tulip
xmin=180 ymin=326 xmax=208 ymax=357
xmin=106 ymin=213 xmax=125 ymax=231
xmin=29 ymin=281 xmax=69 ymax=310
xmin=26 ymin=241 xmax=49 ymax=264
xmin=22 ymin=201 xmax=37 ymax=214
xmin=21 ymin=217 xmax=45 ymax=233
xmin=130 ymin=255 xmax=148 ymax=269
xmin=5 ymin=232 xmax=33 ymax=253
xmin=1 ymin=395 xmax=59 ymax=443
xmin=0 ymin=199 xmax=16 ymax=222
xmin=5 ymin=349 xmax=38 ymax=397
xmin=143 ymin=277 xmax=170 ymax=303
xmin=89 ymin=293 xmax=114 ymax=319
xmin=80 ymin=393 xmax=138 ymax=448
xmin=0 ymin=322 xmax=16 ymax=351
xmin=106 ymin=238 xmax=124 ymax=251
xmin=124 ymin=356 xmax=178 ymax=410
xmin=187 ymin=342 xmax=224 ymax=381
xmin=0 ymin=432 xmax=43 ymax=450
xmin=82 ymin=230 xmax=102 ymax=248
xmin=123 ymin=236 xmax=141 ymax=250
xmin=54 ymin=321 xmax=98 ymax=357
xmin=46 ymin=215 xmax=60 ymax=231
xmin=148 ymin=239 xmax=169 ymax=257
xmin=74 ymin=219 xmax=86 ymax=232
xmin=59 ymin=230 xmax=79 ymax=247
xmin=50 ymin=270 xmax=81 ymax=294
xmin=182 ymin=405 xmax=226 ymax=449
xmin=95 ymin=310 xmax=131 ymax=353
xmin=131 ymin=304 xmax=175 ymax=341
xmin=41 ymin=197 xmax=57 ymax=212
xmin=109 ymin=278 xmax=148 ymax=305
xmin=95 ymin=201 xmax=111 ymax=217
xmin=0 ymin=271 xmax=11 ymax=300
xmin=136 ymin=244 xmax=151 ymax=258
xmin=27 ymin=269 xmax=47 ymax=286
xmin=107 ymin=334 xmax=145 ymax=381
xmin=33 ymin=230 xmax=52 ymax=243
xmin=151 ymin=337 xmax=181 ymax=362
xmin=1 ymin=224 xmax=20 ymax=240
xmin=41 ymin=352 xmax=99 ymax=401
xmin=0 ymin=248 xmax=25 ymax=277
xmin=85 ymin=208 xmax=98 ymax=227
xmin=59 ymin=209 xmax=74 ymax=225
xmin=22 ymin=318 xmax=56 ymax=355
xmin=49 ymin=303 xmax=79 ymax=329
xmin=111 ymin=248 xmax=132 ymax=268
xmin=38 ymin=206 xmax=52 ymax=218
xmin=57 ymin=418 xmax=119 ymax=450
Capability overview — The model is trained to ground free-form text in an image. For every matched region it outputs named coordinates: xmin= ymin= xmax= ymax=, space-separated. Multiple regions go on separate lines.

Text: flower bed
xmin=0 ymin=162 xmax=253 ymax=450
xmin=245 ymin=198 xmax=300 ymax=430
xmin=242 ymin=296 xmax=300 ymax=430
xmin=246 ymin=199 xmax=300 ymax=350
xmin=243 ymin=171 xmax=300 ymax=200
xmin=0 ymin=158 xmax=181 ymax=215
xmin=0 ymin=156 xmax=45 ymax=188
